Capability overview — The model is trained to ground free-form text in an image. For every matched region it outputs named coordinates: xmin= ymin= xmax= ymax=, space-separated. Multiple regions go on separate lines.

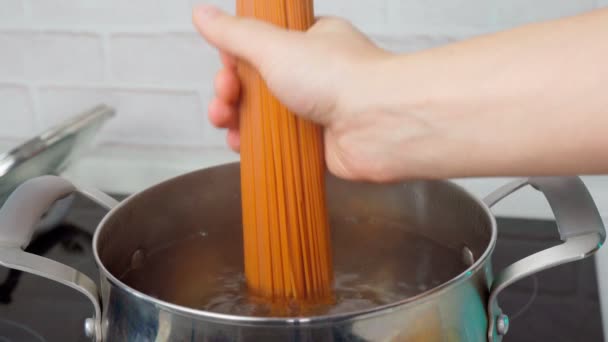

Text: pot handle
xmin=0 ymin=175 xmax=119 ymax=342
xmin=484 ymin=177 xmax=606 ymax=341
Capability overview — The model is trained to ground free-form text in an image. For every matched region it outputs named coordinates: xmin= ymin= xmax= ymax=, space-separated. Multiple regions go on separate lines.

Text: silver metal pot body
xmin=0 ymin=163 xmax=604 ymax=341
xmin=99 ymin=273 xmax=490 ymax=342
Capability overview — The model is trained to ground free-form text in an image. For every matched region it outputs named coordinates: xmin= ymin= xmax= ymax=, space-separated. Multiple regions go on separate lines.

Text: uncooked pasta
xmin=236 ymin=0 xmax=334 ymax=304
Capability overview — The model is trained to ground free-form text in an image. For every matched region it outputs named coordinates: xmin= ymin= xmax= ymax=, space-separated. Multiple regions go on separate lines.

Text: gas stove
xmin=0 ymin=195 xmax=604 ymax=341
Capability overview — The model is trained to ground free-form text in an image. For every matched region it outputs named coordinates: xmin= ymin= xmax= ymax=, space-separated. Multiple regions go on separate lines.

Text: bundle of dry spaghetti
xmin=236 ymin=0 xmax=334 ymax=304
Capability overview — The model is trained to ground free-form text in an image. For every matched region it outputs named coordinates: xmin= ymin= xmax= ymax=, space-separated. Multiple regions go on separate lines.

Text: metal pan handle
xmin=0 ymin=175 xmax=119 ymax=342
xmin=483 ymin=177 xmax=606 ymax=341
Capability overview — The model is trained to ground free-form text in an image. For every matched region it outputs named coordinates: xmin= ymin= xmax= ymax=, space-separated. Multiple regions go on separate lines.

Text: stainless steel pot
xmin=0 ymin=163 xmax=604 ymax=341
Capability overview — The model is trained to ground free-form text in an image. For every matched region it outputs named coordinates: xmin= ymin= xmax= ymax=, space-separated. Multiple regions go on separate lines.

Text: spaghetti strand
xmin=236 ymin=0 xmax=334 ymax=305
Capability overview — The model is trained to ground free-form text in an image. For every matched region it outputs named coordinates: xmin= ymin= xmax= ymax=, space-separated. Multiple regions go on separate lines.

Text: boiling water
xmin=120 ymin=227 xmax=466 ymax=317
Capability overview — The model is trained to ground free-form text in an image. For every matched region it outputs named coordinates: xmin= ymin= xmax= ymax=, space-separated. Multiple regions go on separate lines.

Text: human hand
xmin=194 ymin=6 xmax=608 ymax=182
xmin=193 ymin=5 xmax=436 ymax=182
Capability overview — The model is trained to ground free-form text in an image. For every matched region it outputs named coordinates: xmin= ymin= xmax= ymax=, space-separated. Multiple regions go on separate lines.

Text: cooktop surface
xmin=0 ymin=195 xmax=604 ymax=341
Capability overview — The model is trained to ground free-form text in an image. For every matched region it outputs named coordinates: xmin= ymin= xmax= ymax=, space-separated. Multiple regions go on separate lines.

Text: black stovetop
xmin=0 ymin=195 xmax=604 ymax=341
xmin=0 ymin=196 xmax=104 ymax=342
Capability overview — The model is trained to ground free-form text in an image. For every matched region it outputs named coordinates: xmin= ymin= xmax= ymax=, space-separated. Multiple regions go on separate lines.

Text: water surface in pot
xmin=119 ymin=217 xmax=467 ymax=317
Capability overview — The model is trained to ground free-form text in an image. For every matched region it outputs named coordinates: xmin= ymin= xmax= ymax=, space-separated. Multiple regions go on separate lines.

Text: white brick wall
xmin=110 ymin=33 xmax=220 ymax=84
xmin=0 ymin=0 xmax=604 ymax=196
xmin=0 ymin=1 xmax=26 ymax=27
xmin=386 ymin=0 xmax=497 ymax=32
xmin=28 ymin=0 xmax=185 ymax=29
xmin=492 ymin=0 xmax=596 ymax=28
xmin=38 ymin=86 xmax=208 ymax=146
xmin=0 ymin=84 xmax=36 ymax=138
xmin=0 ymin=33 xmax=26 ymax=79
xmin=0 ymin=32 xmax=103 ymax=81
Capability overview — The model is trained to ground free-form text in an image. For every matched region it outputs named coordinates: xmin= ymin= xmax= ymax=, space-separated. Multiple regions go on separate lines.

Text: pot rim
xmin=92 ymin=163 xmax=498 ymax=326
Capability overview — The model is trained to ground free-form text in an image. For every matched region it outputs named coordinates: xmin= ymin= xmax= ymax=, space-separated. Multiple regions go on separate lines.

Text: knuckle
xmin=310 ymin=16 xmax=352 ymax=33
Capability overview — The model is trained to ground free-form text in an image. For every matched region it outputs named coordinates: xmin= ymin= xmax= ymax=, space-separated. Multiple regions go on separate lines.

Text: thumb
xmin=192 ymin=5 xmax=298 ymax=67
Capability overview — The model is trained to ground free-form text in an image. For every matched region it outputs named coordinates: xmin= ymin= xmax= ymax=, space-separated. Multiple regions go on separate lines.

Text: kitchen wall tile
xmin=493 ymin=0 xmax=597 ymax=30
xmin=26 ymin=32 xmax=104 ymax=82
xmin=110 ymin=33 xmax=219 ymax=84
xmin=0 ymin=84 xmax=36 ymax=139
xmin=386 ymin=0 xmax=498 ymax=33
xmin=38 ymin=86 xmax=207 ymax=147
xmin=0 ymin=0 xmax=26 ymax=27
xmin=28 ymin=0 xmax=185 ymax=29
xmin=0 ymin=32 xmax=103 ymax=82
xmin=0 ymin=33 xmax=26 ymax=79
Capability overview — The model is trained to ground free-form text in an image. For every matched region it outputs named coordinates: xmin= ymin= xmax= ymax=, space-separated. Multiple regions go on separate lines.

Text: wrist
xmin=365 ymin=53 xmax=507 ymax=179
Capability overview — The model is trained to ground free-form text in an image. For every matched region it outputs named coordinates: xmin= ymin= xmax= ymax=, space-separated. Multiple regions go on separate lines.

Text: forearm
xmin=388 ymin=8 xmax=608 ymax=178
